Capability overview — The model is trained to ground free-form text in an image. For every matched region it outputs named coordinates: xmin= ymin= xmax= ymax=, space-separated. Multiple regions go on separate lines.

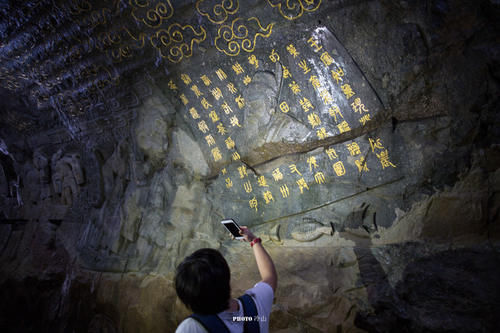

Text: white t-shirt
xmin=175 ymin=281 xmax=274 ymax=333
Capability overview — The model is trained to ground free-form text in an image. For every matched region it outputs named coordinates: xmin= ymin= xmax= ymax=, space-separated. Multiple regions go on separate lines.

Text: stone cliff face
xmin=0 ymin=0 xmax=499 ymax=332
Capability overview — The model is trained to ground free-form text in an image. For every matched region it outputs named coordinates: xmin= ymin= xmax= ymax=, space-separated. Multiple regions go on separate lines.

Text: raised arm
xmin=239 ymin=226 xmax=278 ymax=292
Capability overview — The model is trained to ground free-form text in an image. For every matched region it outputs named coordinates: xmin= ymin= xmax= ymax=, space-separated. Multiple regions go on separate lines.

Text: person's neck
xmin=227 ymin=298 xmax=239 ymax=312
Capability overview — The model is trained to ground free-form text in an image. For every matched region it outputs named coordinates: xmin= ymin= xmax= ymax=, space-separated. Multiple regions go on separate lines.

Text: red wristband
xmin=250 ymin=237 xmax=261 ymax=247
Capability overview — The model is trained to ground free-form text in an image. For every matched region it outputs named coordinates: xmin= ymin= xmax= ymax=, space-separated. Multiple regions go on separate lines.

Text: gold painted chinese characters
xmin=167 ymin=26 xmax=398 ymax=215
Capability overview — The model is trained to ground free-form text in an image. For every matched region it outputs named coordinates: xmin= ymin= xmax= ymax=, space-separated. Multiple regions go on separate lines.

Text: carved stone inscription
xmin=166 ymin=25 xmax=403 ymax=225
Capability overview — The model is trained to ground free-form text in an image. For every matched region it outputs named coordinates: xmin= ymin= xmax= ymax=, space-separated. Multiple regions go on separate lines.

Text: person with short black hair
xmin=175 ymin=226 xmax=277 ymax=333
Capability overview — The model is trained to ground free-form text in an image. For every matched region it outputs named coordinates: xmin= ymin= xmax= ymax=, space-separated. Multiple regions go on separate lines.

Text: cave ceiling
xmin=0 ymin=0 xmax=340 ymax=140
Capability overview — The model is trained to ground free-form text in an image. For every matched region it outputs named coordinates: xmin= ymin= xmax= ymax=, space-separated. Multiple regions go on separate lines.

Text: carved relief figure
xmin=33 ymin=151 xmax=51 ymax=200
xmin=51 ymin=150 xmax=85 ymax=205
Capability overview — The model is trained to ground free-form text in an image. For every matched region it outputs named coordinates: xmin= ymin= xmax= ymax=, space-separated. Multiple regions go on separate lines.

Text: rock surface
xmin=0 ymin=0 xmax=499 ymax=332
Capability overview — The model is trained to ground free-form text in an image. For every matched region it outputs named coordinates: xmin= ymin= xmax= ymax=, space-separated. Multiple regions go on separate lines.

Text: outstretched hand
xmin=239 ymin=226 xmax=256 ymax=242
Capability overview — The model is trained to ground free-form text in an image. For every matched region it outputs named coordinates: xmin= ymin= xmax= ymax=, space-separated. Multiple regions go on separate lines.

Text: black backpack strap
xmin=238 ymin=294 xmax=260 ymax=333
xmin=189 ymin=313 xmax=230 ymax=333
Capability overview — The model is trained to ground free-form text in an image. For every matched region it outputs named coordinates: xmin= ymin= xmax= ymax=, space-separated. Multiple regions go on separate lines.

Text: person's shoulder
xmin=250 ymin=281 xmax=274 ymax=297
xmin=175 ymin=317 xmax=208 ymax=333
xmin=245 ymin=281 xmax=274 ymax=308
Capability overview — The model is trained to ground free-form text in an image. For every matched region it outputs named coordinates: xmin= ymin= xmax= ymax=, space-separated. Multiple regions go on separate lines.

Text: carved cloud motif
xmin=106 ymin=28 xmax=147 ymax=63
xmin=129 ymin=0 xmax=174 ymax=28
xmin=196 ymin=0 xmax=239 ymax=24
xmin=214 ymin=17 xmax=274 ymax=56
xmin=150 ymin=23 xmax=207 ymax=63
xmin=267 ymin=0 xmax=322 ymax=20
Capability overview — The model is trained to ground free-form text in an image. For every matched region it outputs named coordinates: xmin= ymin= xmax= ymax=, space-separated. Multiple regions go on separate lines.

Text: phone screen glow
xmin=223 ymin=221 xmax=241 ymax=237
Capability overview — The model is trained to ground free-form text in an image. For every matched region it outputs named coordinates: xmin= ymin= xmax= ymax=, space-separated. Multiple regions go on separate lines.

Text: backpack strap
xmin=238 ymin=294 xmax=260 ymax=333
xmin=189 ymin=313 xmax=230 ymax=333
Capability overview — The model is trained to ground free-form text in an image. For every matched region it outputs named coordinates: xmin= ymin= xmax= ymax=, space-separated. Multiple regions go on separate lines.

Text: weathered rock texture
xmin=0 ymin=0 xmax=499 ymax=332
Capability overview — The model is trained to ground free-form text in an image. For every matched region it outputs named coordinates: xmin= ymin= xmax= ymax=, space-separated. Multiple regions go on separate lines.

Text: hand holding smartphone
xmin=221 ymin=218 xmax=244 ymax=240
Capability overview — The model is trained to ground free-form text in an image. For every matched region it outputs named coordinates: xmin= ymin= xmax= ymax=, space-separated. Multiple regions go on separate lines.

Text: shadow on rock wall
xmin=354 ymin=246 xmax=500 ymax=333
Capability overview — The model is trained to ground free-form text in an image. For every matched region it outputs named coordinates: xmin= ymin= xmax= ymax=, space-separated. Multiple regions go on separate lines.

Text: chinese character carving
xmin=238 ymin=165 xmax=248 ymax=178
xmin=201 ymin=97 xmax=213 ymax=109
xmin=248 ymin=55 xmax=259 ymax=69
xmin=289 ymin=81 xmax=301 ymax=94
xmin=180 ymin=93 xmax=189 ymax=105
xmin=229 ymin=115 xmax=242 ymax=127
xmin=337 ymin=121 xmax=351 ymax=133
xmin=189 ymin=107 xmax=200 ymax=119
xmin=201 ymin=75 xmax=211 ymax=86
xmin=341 ymin=83 xmax=355 ymax=99
xmin=298 ymin=60 xmax=311 ymax=74
xmin=296 ymin=178 xmax=309 ymax=194
xmin=191 ymin=85 xmax=203 ymax=98
xmin=221 ymin=102 xmax=233 ymax=114
xmin=225 ymin=137 xmax=235 ymax=149
xmin=351 ymin=98 xmax=369 ymax=113
xmin=307 ymin=113 xmax=322 ymax=128
xmin=369 ymin=138 xmax=384 ymax=152
xmin=272 ymin=168 xmax=284 ymax=181
xmin=263 ymin=190 xmax=274 ymax=204
xmin=249 ymin=196 xmax=258 ymax=211
xmin=244 ymin=180 xmax=253 ymax=193
xmin=325 ymin=147 xmax=338 ymax=160
xmin=235 ymin=95 xmax=245 ymax=109
xmin=314 ymin=172 xmax=326 ymax=184
xmin=280 ymin=101 xmax=290 ymax=113
xmin=377 ymin=150 xmax=396 ymax=169
xmin=331 ymin=68 xmax=344 ymax=84
xmin=181 ymin=73 xmax=192 ymax=85
xmin=320 ymin=52 xmax=334 ymax=67
xmin=280 ymin=184 xmax=290 ymax=198
xmin=346 ymin=142 xmax=361 ymax=156
xmin=300 ymin=97 xmax=314 ymax=112
xmin=168 ymin=80 xmax=178 ymax=90
xmin=232 ymin=62 xmax=245 ymax=75
xmin=309 ymin=75 xmax=321 ymax=89
xmin=217 ymin=122 xmax=227 ymax=135
xmin=355 ymin=157 xmax=369 ymax=172
xmin=307 ymin=36 xmax=322 ymax=52
xmin=205 ymin=134 xmax=216 ymax=146
xmin=333 ymin=161 xmax=346 ymax=176
xmin=307 ymin=156 xmax=318 ymax=171
xmin=328 ymin=105 xmax=343 ymax=123
xmin=286 ymin=44 xmax=299 ymax=57
xmin=216 ymin=68 xmax=227 ymax=80
xmin=212 ymin=147 xmax=222 ymax=161
xmin=316 ymin=127 xmax=328 ymax=139
xmin=269 ymin=49 xmax=280 ymax=62
xmin=227 ymin=82 xmax=237 ymax=94
xmin=257 ymin=176 xmax=269 ymax=187
xmin=209 ymin=110 xmax=220 ymax=122
xmin=359 ymin=114 xmax=371 ymax=125
xmin=289 ymin=164 xmax=302 ymax=176
xmin=198 ymin=120 xmax=209 ymax=133
xmin=211 ymin=87 xmax=223 ymax=100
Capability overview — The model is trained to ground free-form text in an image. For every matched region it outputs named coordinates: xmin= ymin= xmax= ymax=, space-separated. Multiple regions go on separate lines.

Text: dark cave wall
xmin=0 ymin=0 xmax=499 ymax=332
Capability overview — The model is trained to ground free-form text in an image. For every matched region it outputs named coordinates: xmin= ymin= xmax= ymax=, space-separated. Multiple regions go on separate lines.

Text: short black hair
xmin=175 ymin=248 xmax=231 ymax=314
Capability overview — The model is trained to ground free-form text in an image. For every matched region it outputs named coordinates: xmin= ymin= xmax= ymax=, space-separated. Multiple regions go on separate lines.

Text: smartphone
xmin=221 ymin=219 xmax=244 ymax=239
